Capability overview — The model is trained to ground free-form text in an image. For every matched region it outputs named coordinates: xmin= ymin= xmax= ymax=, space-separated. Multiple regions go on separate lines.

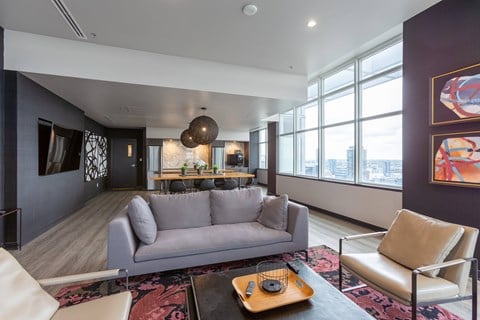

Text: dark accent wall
xmin=267 ymin=122 xmax=277 ymax=195
xmin=5 ymin=72 xmax=85 ymax=244
xmin=0 ymin=27 xmax=4 ymax=245
xmin=107 ymin=128 xmax=146 ymax=189
xmin=403 ymin=0 xmax=480 ymax=259
xmin=84 ymin=116 xmax=108 ymax=201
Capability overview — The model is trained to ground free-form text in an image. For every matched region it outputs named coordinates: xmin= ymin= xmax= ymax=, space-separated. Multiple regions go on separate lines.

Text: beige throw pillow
xmin=378 ymin=209 xmax=464 ymax=277
xmin=0 ymin=248 xmax=60 ymax=320
xmin=257 ymin=194 xmax=289 ymax=231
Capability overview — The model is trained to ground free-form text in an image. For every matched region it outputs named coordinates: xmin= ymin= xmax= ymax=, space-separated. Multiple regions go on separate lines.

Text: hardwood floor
xmin=10 ymin=190 xmax=478 ymax=319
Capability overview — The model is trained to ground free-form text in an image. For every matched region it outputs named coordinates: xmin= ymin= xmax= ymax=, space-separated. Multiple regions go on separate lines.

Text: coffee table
xmin=187 ymin=260 xmax=373 ymax=320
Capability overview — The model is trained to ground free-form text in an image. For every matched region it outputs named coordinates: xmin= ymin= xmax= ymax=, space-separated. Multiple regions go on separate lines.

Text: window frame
xmin=276 ymin=35 xmax=403 ymax=190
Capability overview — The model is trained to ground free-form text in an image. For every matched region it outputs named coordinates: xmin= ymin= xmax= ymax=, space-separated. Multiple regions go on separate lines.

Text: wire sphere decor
xmin=180 ymin=129 xmax=199 ymax=148
xmin=189 ymin=115 xmax=219 ymax=145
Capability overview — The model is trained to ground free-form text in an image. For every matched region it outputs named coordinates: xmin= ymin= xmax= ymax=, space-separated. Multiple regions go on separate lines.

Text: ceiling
xmin=0 ymin=0 xmax=441 ymax=131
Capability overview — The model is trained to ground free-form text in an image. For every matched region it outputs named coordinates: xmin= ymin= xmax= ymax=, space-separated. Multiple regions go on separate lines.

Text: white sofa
xmin=107 ymin=188 xmax=309 ymax=276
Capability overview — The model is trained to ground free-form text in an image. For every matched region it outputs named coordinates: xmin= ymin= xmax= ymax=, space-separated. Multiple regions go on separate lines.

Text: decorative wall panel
xmin=84 ymin=130 xmax=107 ymax=181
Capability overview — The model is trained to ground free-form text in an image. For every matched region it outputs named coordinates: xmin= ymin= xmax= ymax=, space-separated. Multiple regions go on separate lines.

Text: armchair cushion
xmin=257 ymin=194 xmax=289 ymax=231
xmin=341 ymin=252 xmax=459 ymax=304
xmin=378 ymin=209 xmax=464 ymax=277
xmin=127 ymin=196 xmax=157 ymax=245
xmin=0 ymin=248 xmax=59 ymax=320
xmin=51 ymin=291 xmax=132 ymax=320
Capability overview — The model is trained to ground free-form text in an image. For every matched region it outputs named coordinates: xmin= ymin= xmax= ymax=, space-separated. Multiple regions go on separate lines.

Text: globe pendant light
xmin=180 ymin=129 xmax=198 ymax=148
xmin=189 ymin=107 xmax=219 ymax=145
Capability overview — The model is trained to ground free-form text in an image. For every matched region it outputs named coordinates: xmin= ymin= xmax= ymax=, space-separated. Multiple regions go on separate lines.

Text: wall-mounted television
xmin=227 ymin=153 xmax=244 ymax=166
xmin=38 ymin=119 xmax=83 ymax=176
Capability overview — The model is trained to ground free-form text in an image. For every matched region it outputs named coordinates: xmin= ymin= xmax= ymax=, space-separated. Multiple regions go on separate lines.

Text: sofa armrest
xmin=286 ymin=201 xmax=309 ymax=250
xmin=107 ymin=206 xmax=138 ymax=272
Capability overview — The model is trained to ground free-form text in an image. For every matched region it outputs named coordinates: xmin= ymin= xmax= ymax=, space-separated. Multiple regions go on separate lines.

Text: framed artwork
xmin=431 ymin=62 xmax=480 ymax=125
xmin=84 ymin=130 xmax=108 ymax=181
xmin=431 ymin=131 xmax=480 ymax=187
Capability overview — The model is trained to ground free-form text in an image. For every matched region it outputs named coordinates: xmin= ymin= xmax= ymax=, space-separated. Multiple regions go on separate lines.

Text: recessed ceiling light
xmin=307 ymin=19 xmax=317 ymax=28
xmin=243 ymin=4 xmax=258 ymax=16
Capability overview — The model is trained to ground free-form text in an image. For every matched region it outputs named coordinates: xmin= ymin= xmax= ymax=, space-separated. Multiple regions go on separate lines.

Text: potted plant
xmin=194 ymin=160 xmax=206 ymax=174
xmin=212 ymin=164 xmax=219 ymax=174
xmin=181 ymin=163 xmax=188 ymax=176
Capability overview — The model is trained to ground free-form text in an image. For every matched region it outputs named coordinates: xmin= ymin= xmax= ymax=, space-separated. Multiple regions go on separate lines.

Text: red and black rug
xmin=55 ymin=245 xmax=462 ymax=320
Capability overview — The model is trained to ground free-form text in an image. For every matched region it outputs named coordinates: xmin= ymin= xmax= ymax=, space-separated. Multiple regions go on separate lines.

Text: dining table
xmin=152 ymin=171 xmax=255 ymax=193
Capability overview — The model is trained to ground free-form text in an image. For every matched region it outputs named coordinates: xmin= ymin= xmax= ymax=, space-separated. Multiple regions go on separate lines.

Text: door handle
xmin=130 ymin=164 xmax=136 ymax=167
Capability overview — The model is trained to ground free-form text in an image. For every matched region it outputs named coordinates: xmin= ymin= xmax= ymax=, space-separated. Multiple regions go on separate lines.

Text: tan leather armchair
xmin=339 ymin=209 xmax=478 ymax=320
xmin=0 ymin=248 xmax=132 ymax=320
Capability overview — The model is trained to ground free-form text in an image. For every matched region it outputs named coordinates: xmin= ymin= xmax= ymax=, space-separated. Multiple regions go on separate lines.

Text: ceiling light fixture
xmin=181 ymin=107 xmax=219 ymax=147
xmin=307 ymin=19 xmax=317 ymax=28
xmin=243 ymin=4 xmax=258 ymax=16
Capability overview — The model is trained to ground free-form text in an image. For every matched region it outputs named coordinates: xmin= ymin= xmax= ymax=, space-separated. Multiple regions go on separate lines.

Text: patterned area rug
xmin=55 ymin=245 xmax=462 ymax=320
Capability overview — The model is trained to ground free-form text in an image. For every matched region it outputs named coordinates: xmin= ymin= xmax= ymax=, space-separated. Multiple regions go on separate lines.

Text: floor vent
xmin=51 ymin=0 xmax=87 ymax=40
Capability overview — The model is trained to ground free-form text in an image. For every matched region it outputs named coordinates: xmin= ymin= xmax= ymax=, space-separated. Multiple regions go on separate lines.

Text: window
xmin=276 ymin=37 xmax=403 ymax=189
xmin=258 ymin=128 xmax=268 ymax=169
xmin=295 ymin=101 xmax=318 ymax=177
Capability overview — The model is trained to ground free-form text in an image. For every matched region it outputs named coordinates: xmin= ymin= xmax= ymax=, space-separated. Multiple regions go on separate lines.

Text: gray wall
xmin=249 ymin=130 xmax=259 ymax=174
xmin=84 ymin=116 xmax=107 ymax=201
xmin=0 ymin=27 xmax=4 ymax=245
xmin=6 ymin=72 xmax=85 ymax=244
xmin=403 ymin=0 xmax=480 ymax=260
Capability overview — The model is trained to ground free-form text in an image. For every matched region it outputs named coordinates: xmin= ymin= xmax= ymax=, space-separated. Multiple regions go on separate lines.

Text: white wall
xmin=276 ymin=175 xmax=401 ymax=229
xmin=5 ymin=30 xmax=307 ymax=101
xmin=146 ymin=127 xmax=249 ymax=141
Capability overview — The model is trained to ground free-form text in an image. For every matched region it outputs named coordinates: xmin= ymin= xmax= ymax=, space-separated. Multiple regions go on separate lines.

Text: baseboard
xmin=288 ymin=197 xmax=385 ymax=232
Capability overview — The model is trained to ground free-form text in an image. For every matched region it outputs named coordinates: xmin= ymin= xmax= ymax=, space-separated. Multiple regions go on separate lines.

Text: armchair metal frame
xmin=339 ymin=232 xmax=478 ymax=320
xmin=38 ymin=268 xmax=130 ymax=291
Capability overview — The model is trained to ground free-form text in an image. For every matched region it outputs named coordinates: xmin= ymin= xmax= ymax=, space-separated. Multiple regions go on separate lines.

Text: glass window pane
xmin=259 ymin=129 xmax=267 ymax=143
xmin=308 ymin=82 xmax=318 ymax=100
xmin=322 ymin=124 xmax=354 ymax=181
xmin=296 ymin=130 xmax=318 ymax=177
xmin=296 ymin=101 xmax=318 ymax=130
xmin=323 ymin=88 xmax=354 ymax=125
xmin=361 ymin=72 xmax=402 ymax=118
xmin=324 ymin=64 xmax=354 ymax=94
xmin=279 ymin=110 xmax=294 ymax=134
xmin=360 ymin=115 xmax=402 ymax=187
xmin=259 ymin=143 xmax=267 ymax=169
xmin=279 ymin=134 xmax=294 ymax=174
xmin=361 ymin=42 xmax=402 ymax=79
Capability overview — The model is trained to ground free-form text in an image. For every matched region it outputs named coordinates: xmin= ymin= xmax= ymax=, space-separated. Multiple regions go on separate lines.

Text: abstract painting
xmin=431 ymin=62 xmax=480 ymax=125
xmin=431 ymin=131 xmax=480 ymax=187
xmin=85 ymin=130 xmax=108 ymax=181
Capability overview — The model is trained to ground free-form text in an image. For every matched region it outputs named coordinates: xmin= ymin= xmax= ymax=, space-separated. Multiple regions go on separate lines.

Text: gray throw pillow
xmin=257 ymin=194 xmax=289 ymax=231
xmin=210 ymin=188 xmax=263 ymax=225
xmin=127 ymin=195 xmax=157 ymax=245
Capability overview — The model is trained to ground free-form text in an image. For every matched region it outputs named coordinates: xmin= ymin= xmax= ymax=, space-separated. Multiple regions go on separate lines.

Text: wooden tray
xmin=231 ymin=270 xmax=315 ymax=313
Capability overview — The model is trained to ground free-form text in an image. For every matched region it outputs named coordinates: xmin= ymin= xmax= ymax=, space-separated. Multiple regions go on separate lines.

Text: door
xmin=110 ymin=138 xmax=137 ymax=189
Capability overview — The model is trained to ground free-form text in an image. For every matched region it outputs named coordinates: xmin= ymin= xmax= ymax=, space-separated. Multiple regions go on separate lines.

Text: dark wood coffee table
xmin=187 ymin=260 xmax=373 ymax=320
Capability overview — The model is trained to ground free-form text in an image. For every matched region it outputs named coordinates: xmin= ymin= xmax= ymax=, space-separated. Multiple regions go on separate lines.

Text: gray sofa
xmin=107 ymin=188 xmax=309 ymax=276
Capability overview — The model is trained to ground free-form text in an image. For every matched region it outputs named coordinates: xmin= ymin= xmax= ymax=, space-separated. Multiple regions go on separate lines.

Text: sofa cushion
xmin=378 ymin=209 xmax=464 ymax=277
xmin=149 ymin=191 xmax=211 ymax=230
xmin=257 ymin=194 xmax=289 ymax=231
xmin=0 ymin=248 xmax=59 ymax=320
xmin=127 ymin=196 xmax=157 ymax=245
xmin=210 ymin=188 xmax=263 ymax=225
xmin=135 ymin=222 xmax=292 ymax=262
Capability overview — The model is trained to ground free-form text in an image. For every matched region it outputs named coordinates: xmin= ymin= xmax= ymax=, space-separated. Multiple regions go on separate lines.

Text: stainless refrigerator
xmin=147 ymin=145 xmax=162 ymax=190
